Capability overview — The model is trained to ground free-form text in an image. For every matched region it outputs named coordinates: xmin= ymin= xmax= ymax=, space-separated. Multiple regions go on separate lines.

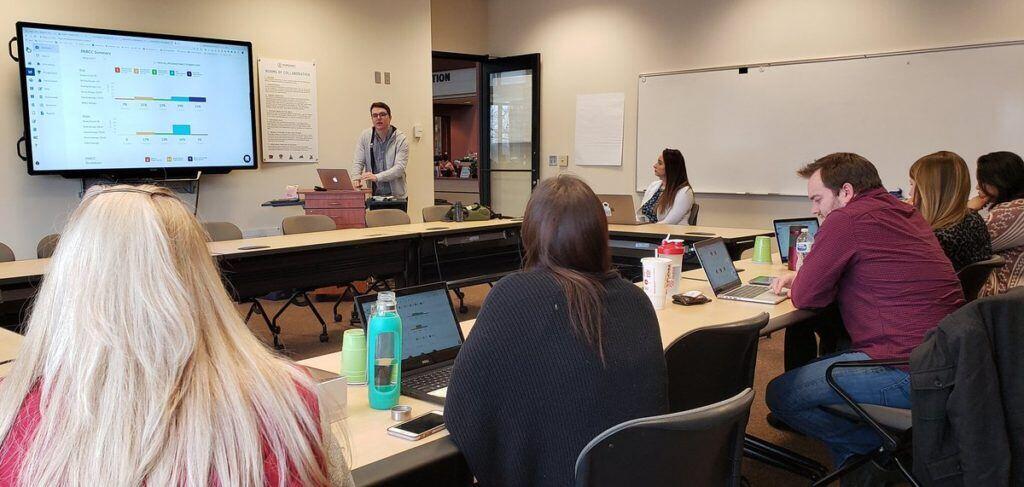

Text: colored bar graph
xmin=115 ymin=96 xmax=207 ymax=103
xmin=134 ymin=124 xmax=207 ymax=136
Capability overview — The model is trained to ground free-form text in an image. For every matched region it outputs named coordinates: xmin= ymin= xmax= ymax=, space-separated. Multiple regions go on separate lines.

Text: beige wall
xmin=431 ymin=0 xmax=489 ymax=55
xmin=2 ymin=0 xmax=433 ymax=259
xmin=470 ymin=0 xmax=1024 ymax=229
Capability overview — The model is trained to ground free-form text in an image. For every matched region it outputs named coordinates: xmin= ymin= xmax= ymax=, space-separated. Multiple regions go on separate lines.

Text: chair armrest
xmin=824 ymin=358 xmax=910 ymax=450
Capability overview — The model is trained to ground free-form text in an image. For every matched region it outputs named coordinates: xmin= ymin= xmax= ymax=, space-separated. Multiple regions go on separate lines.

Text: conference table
xmin=299 ymin=255 xmax=802 ymax=486
xmin=0 ymin=220 xmax=773 ymax=325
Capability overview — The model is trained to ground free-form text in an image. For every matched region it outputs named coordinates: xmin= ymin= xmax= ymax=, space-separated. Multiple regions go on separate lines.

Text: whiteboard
xmin=635 ymin=43 xmax=1024 ymax=195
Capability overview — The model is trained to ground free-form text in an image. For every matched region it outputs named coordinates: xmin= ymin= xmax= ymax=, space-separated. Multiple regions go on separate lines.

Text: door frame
xmin=479 ymin=53 xmax=541 ymax=212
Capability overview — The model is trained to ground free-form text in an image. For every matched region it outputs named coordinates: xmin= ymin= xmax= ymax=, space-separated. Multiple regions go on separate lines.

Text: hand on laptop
xmin=771 ymin=271 xmax=796 ymax=296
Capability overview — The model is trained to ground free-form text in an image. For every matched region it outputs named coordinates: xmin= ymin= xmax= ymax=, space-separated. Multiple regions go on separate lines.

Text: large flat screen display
xmin=17 ymin=22 xmax=257 ymax=176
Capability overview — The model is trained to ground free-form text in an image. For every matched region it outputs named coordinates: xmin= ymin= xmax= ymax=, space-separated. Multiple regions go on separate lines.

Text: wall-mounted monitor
xmin=16 ymin=22 xmax=258 ymax=177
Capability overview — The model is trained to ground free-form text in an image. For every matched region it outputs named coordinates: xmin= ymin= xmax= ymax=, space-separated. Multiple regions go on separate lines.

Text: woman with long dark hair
xmin=637 ymin=148 xmax=695 ymax=224
xmin=445 ymin=175 xmax=667 ymax=486
xmin=967 ymin=151 xmax=1024 ymax=296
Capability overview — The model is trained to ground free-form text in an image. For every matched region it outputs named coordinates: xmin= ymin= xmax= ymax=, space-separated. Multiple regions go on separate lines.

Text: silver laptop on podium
xmin=693 ymin=237 xmax=787 ymax=304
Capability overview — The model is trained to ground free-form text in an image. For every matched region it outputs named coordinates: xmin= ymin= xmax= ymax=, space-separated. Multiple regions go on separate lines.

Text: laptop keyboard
xmin=724 ymin=285 xmax=770 ymax=299
xmin=405 ymin=366 xmax=453 ymax=392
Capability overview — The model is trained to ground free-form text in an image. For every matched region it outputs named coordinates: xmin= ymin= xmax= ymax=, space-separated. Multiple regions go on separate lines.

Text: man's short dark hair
xmin=797 ymin=152 xmax=883 ymax=194
xmin=370 ymin=102 xmax=391 ymax=116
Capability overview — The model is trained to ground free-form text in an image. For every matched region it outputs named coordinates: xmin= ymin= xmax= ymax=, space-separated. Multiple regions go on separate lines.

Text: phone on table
xmin=387 ymin=411 xmax=446 ymax=441
xmin=749 ymin=275 xmax=773 ymax=286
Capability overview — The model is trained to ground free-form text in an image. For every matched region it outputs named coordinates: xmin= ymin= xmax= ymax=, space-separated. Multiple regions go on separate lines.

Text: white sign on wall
xmin=258 ymin=58 xmax=318 ymax=163
xmin=433 ymin=68 xmax=476 ymax=98
xmin=574 ymin=92 xmax=625 ymax=166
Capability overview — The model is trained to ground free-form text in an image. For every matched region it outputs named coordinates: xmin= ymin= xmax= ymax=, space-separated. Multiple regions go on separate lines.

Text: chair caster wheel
xmin=459 ymin=306 xmax=468 ymax=314
xmin=334 ymin=314 xmax=343 ymax=323
xmin=319 ymin=333 xmax=329 ymax=343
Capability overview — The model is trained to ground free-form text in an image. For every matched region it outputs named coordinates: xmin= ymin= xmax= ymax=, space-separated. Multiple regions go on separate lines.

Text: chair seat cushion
xmin=823 ymin=404 xmax=912 ymax=431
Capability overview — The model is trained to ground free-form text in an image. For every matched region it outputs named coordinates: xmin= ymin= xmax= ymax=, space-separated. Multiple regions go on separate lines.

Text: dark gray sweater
xmin=445 ymin=270 xmax=668 ymax=487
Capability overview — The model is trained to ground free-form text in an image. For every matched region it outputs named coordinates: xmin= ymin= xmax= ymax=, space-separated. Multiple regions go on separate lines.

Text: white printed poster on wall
xmin=258 ymin=58 xmax=318 ymax=162
xmin=574 ymin=92 xmax=625 ymax=166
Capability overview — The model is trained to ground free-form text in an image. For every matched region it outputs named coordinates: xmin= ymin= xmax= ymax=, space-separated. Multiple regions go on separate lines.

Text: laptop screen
xmin=357 ymin=285 xmax=464 ymax=367
xmin=773 ymin=218 xmax=820 ymax=262
xmin=693 ymin=238 xmax=742 ymax=294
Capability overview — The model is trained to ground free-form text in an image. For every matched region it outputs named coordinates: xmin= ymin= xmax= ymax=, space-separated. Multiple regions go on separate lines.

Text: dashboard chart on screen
xmin=17 ymin=23 xmax=257 ymax=176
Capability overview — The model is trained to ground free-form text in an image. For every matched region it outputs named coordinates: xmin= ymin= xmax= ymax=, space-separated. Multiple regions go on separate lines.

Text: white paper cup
xmin=641 ymin=257 xmax=672 ymax=309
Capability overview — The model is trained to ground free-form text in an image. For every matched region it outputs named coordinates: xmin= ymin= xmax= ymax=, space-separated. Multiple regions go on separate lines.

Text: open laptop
xmin=317 ymin=168 xmax=356 ymax=191
xmin=597 ymin=194 xmax=645 ymax=225
xmin=354 ymin=282 xmax=465 ymax=406
xmin=693 ymin=237 xmax=787 ymax=304
xmin=773 ymin=217 xmax=820 ymax=263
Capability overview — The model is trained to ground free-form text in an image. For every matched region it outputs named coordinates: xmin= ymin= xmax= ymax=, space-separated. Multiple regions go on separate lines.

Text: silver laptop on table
xmin=693 ymin=237 xmax=788 ymax=304
xmin=597 ymin=194 xmax=645 ymax=225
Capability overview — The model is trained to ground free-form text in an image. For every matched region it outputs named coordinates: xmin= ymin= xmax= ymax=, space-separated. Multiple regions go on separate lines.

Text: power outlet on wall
xmin=558 ymin=155 xmax=569 ymax=167
xmin=548 ymin=155 xmax=558 ymax=166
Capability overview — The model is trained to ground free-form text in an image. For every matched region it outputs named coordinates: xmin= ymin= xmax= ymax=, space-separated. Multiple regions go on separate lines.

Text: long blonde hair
xmin=910 ymin=151 xmax=972 ymax=230
xmin=0 ymin=185 xmax=329 ymax=486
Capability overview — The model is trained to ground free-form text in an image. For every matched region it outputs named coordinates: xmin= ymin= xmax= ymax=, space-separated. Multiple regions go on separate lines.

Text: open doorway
xmin=432 ymin=52 xmax=484 ymax=207
xmin=432 ymin=51 xmax=540 ymax=218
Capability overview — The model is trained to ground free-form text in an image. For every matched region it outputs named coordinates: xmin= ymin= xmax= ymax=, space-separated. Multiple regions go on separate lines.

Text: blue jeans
xmin=765 ymin=351 xmax=911 ymax=466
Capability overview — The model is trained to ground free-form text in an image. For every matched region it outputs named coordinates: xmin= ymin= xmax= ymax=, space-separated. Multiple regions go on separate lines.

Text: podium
xmin=300 ymin=189 xmax=366 ymax=229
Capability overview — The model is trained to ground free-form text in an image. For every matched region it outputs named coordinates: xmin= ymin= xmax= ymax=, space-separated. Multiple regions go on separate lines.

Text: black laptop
xmin=354 ymin=282 xmax=465 ymax=406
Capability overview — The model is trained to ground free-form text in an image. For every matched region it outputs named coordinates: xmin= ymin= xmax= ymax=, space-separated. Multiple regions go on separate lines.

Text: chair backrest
xmin=574 ymin=388 xmax=754 ymax=487
xmin=0 ymin=242 xmax=14 ymax=263
xmin=281 ymin=215 xmax=336 ymax=235
xmin=422 ymin=204 xmax=452 ymax=223
xmin=957 ymin=255 xmax=1006 ymax=303
xmin=365 ymin=209 xmax=411 ymax=228
xmin=688 ymin=203 xmax=700 ymax=225
xmin=202 ymin=221 xmax=243 ymax=242
xmin=664 ymin=312 xmax=768 ymax=412
xmin=37 ymin=234 xmax=60 ymax=259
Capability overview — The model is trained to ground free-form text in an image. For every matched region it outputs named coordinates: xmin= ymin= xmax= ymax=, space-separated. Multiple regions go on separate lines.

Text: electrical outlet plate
xmin=558 ymin=155 xmax=569 ymax=167
xmin=548 ymin=155 xmax=558 ymax=166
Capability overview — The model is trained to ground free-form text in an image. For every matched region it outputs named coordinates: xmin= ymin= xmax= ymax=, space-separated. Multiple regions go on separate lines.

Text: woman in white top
xmin=637 ymin=149 xmax=695 ymax=224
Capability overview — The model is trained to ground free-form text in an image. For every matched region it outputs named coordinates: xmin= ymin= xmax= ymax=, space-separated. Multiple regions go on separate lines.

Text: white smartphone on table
xmin=387 ymin=411 xmax=446 ymax=441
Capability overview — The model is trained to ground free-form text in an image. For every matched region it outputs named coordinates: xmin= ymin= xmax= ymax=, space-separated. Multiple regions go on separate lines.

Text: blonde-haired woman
xmin=0 ymin=185 xmax=352 ymax=486
xmin=909 ymin=151 xmax=992 ymax=271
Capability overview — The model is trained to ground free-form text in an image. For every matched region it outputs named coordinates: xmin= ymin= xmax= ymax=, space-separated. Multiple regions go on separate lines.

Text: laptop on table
xmin=317 ymin=168 xmax=356 ymax=191
xmin=693 ymin=237 xmax=788 ymax=304
xmin=354 ymin=282 xmax=465 ymax=406
xmin=772 ymin=217 xmax=820 ymax=264
xmin=597 ymin=194 xmax=646 ymax=225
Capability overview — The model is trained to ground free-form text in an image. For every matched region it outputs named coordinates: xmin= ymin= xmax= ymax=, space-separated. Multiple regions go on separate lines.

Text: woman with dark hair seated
xmin=968 ymin=151 xmax=1024 ymax=296
xmin=445 ymin=175 xmax=668 ymax=486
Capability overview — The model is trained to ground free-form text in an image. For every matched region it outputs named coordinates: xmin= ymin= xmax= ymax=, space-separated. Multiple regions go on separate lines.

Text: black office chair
xmin=574 ymin=388 xmax=754 ymax=487
xmin=957 ymin=255 xmax=1005 ymax=303
xmin=664 ymin=312 xmax=829 ymax=480
xmin=268 ymin=215 xmax=335 ymax=349
xmin=812 ymin=360 xmax=916 ymax=487
xmin=688 ymin=203 xmax=700 ymax=225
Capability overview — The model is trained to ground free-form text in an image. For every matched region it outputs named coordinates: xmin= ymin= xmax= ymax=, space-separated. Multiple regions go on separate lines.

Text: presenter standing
xmin=352 ymin=102 xmax=409 ymax=198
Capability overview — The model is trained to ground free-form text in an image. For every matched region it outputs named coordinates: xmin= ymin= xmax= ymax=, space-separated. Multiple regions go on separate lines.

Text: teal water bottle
xmin=366 ymin=291 xmax=402 ymax=410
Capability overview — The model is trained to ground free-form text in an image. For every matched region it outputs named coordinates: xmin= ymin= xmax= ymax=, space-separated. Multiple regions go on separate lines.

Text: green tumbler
xmin=752 ymin=235 xmax=773 ymax=264
xmin=341 ymin=329 xmax=367 ymax=385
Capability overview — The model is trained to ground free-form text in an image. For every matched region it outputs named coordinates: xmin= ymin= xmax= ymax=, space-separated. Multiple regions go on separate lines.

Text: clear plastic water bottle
xmin=366 ymin=292 xmax=402 ymax=410
xmin=795 ymin=228 xmax=814 ymax=271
